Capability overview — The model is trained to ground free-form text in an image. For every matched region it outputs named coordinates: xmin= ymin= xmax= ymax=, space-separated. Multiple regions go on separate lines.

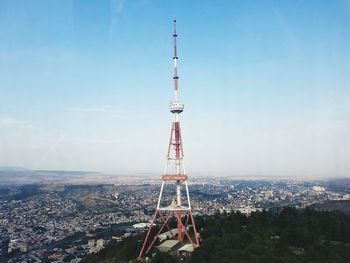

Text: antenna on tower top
xmin=173 ymin=19 xmax=179 ymax=97
xmin=173 ymin=19 xmax=177 ymax=34
xmin=173 ymin=19 xmax=178 ymax=59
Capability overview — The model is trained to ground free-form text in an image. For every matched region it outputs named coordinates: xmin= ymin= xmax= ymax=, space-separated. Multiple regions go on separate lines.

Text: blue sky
xmin=0 ymin=0 xmax=349 ymax=178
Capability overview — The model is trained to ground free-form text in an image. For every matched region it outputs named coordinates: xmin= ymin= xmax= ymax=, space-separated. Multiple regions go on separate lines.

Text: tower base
xmin=138 ymin=208 xmax=199 ymax=258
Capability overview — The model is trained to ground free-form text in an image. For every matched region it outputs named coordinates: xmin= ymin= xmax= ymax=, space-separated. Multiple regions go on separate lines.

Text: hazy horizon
xmin=1 ymin=0 xmax=349 ymax=179
xmin=0 ymin=165 xmax=349 ymax=182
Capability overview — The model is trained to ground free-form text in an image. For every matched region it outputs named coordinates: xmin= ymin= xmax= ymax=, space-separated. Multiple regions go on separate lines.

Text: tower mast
xmin=173 ymin=18 xmax=183 ymax=241
xmin=138 ymin=19 xmax=199 ymax=259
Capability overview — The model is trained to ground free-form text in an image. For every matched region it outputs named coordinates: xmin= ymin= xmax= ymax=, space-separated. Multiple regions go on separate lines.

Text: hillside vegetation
xmin=191 ymin=207 xmax=350 ymax=263
xmin=82 ymin=208 xmax=350 ymax=263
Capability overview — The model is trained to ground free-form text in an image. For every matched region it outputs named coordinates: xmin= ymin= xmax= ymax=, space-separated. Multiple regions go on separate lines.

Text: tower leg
xmin=145 ymin=211 xmax=173 ymax=255
xmin=138 ymin=210 xmax=158 ymax=258
xmin=177 ymin=213 xmax=194 ymax=245
xmin=176 ymin=181 xmax=182 ymax=242
xmin=177 ymin=210 xmax=182 ymax=242
xmin=190 ymin=210 xmax=200 ymax=246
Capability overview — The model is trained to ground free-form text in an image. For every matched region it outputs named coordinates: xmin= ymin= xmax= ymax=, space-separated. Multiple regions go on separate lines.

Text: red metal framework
xmin=138 ymin=20 xmax=199 ymax=258
xmin=139 ymin=209 xmax=199 ymax=257
xmin=166 ymin=121 xmax=184 ymax=166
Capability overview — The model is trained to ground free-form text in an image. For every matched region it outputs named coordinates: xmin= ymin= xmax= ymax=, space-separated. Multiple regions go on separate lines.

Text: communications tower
xmin=138 ymin=20 xmax=199 ymax=258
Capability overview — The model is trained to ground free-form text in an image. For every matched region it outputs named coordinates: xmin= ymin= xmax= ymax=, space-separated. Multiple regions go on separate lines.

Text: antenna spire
xmin=173 ymin=19 xmax=179 ymax=99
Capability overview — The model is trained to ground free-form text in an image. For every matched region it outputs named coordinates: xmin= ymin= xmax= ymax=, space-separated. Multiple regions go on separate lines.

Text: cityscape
xmin=1 ymin=177 xmax=350 ymax=262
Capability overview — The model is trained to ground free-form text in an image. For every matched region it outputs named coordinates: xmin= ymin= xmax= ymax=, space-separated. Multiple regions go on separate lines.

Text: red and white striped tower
xmin=138 ymin=19 xmax=199 ymax=258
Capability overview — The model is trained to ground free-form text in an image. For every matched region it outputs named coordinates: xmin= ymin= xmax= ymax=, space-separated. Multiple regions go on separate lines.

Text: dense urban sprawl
xmin=0 ymin=179 xmax=349 ymax=262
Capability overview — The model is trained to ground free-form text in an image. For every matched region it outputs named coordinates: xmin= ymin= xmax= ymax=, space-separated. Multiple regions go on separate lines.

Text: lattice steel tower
xmin=138 ymin=20 xmax=199 ymax=258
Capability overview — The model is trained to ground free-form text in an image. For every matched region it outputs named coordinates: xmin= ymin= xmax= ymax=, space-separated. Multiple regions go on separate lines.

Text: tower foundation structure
xmin=138 ymin=20 xmax=199 ymax=258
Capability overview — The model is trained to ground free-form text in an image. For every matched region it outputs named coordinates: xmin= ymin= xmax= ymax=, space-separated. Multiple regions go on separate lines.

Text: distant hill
xmin=0 ymin=167 xmax=155 ymax=185
xmin=0 ymin=168 xmax=104 ymax=184
xmin=0 ymin=166 xmax=30 ymax=171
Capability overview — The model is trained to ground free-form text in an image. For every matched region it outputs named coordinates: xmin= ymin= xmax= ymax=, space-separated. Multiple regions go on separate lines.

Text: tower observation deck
xmin=169 ymin=101 xmax=184 ymax=113
xmin=138 ymin=20 xmax=199 ymax=258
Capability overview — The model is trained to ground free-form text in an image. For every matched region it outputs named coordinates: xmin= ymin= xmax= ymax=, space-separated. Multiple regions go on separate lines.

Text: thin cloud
xmin=69 ymin=105 xmax=125 ymax=114
xmin=0 ymin=117 xmax=31 ymax=129
xmin=109 ymin=0 xmax=124 ymax=41
xmin=111 ymin=0 xmax=124 ymax=15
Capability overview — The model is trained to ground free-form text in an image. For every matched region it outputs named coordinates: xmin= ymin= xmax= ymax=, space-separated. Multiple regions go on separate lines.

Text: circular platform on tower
xmin=169 ymin=101 xmax=184 ymax=113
